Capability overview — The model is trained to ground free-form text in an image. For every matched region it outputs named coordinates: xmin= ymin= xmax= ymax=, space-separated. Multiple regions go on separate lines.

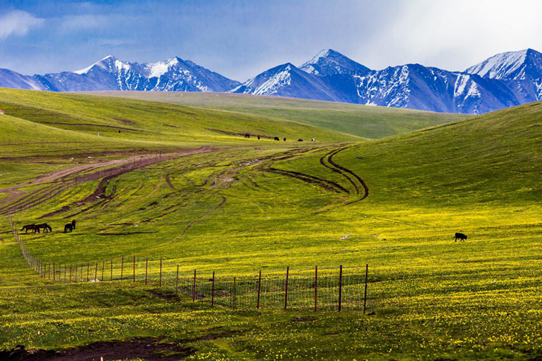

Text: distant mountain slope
xmin=465 ymin=48 xmax=542 ymax=104
xmin=299 ymin=49 xmax=370 ymax=76
xmin=0 ymin=56 xmax=239 ymax=93
xmin=1 ymin=49 xmax=542 ymax=114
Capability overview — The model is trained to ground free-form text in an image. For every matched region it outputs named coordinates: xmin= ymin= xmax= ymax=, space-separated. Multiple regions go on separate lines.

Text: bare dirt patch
xmin=0 ymin=338 xmax=194 ymax=360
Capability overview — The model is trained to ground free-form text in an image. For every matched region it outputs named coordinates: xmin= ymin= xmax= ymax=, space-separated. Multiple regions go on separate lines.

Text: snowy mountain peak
xmin=300 ymin=49 xmax=370 ymax=76
xmin=466 ymin=48 xmax=542 ymax=80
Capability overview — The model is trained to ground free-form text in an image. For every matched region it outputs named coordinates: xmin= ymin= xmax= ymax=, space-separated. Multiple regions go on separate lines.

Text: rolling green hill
xmin=0 ymin=87 xmax=540 ymax=360
xmin=0 ymin=88 xmax=360 ymax=144
xmin=86 ymin=91 xmax=468 ymax=139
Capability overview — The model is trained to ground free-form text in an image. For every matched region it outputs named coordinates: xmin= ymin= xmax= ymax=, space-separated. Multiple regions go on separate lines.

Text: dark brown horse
xmin=35 ymin=223 xmax=52 ymax=233
xmin=20 ymin=224 xmax=38 ymax=233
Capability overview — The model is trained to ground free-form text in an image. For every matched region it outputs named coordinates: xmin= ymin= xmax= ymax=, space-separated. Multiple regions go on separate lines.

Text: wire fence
xmin=8 ymin=215 xmax=374 ymax=313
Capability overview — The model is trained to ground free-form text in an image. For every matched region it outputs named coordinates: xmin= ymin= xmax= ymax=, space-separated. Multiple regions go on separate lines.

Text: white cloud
xmin=0 ymin=11 xmax=44 ymax=40
xmin=359 ymin=0 xmax=542 ymax=71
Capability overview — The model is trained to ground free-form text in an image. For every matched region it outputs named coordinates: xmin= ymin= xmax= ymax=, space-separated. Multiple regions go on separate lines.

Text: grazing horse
xmin=64 ymin=223 xmax=74 ymax=233
xmin=35 ymin=223 xmax=52 ymax=233
xmin=20 ymin=224 xmax=38 ymax=233
xmin=454 ymin=232 xmax=467 ymax=242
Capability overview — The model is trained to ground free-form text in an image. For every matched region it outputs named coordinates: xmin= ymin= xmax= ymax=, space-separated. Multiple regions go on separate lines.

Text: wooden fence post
xmin=110 ymin=259 xmax=113 ymax=281
xmin=192 ymin=269 xmax=197 ymax=301
xmin=211 ymin=272 xmax=215 ymax=307
xmin=133 ymin=256 xmax=136 ymax=282
xmin=53 ymin=263 xmax=55 ymax=281
xmin=233 ymin=277 xmax=237 ymax=310
xmin=86 ymin=263 xmax=89 ymax=282
xmin=101 ymin=261 xmax=104 ymax=281
xmin=315 ymin=266 xmax=318 ymax=312
xmin=257 ymin=270 xmax=262 ymax=309
xmin=120 ymin=256 xmax=124 ymax=281
xmin=338 ymin=265 xmax=343 ymax=312
xmin=95 ymin=263 xmax=98 ymax=281
xmin=363 ymin=264 xmax=369 ymax=314
xmin=159 ymin=258 xmax=162 ymax=287
xmin=145 ymin=259 xmax=148 ymax=285
xmin=175 ymin=265 xmax=179 ymax=294
xmin=69 ymin=266 xmax=72 ymax=283
xmin=64 ymin=265 xmax=66 ymax=282
xmin=284 ymin=266 xmax=289 ymax=310
xmin=75 ymin=265 xmax=78 ymax=283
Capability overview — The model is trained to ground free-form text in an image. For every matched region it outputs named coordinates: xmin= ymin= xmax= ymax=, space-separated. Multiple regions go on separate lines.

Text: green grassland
xmin=87 ymin=91 xmax=469 ymax=139
xmin=0 ymin=88 xmax=540 ymax=360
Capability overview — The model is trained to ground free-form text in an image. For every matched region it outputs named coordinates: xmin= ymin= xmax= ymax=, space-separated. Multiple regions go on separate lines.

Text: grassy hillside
xmin=88 ymin=91 xmax=468 ymax=139
xmin=0 ymin=89 xmax=540 ymax=360
xmin=0 ymin=88 xmax=359 ymax=144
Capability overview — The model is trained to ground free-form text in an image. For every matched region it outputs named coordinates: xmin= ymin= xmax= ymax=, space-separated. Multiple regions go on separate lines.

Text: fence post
xmin=257 ymin=270 xmax=262 ymax=309
xmin=95 ymin=263 xmax=98 ymax=281
xmin=233 ymin=277 xmax=237 ymax=310
xmin=175 ymin=265 xmax=179 ymax=294
xmin=315 ymin=266 xmax=318 ymax=312
xmin=363 ymin=264 xmax=369 ymax=314
xmin=211 ymin=272 xmax=215 ymax=307
xmin=192 ymin=269 xmax=197 ymax=301
xmin=159 ymin=258 xmax=162 ymax=287
xmin=64 ymin=265 xmax=66 ymax=282
xmin=53 ymin=263 xmax=55 ymax=281
xmin=48 ymin=263 xmax=50 ymax=279
xmin=338 ymin=265 xmax=343 ymax=312
xmin=87 ymin=263 xmax=89 ymax=282
xmin=75 ymin=265 xmax=78 ymax=283
xmin=110 ymin=260 xmax=113 ymax=281
xmin=101 ymin=261 xmax=104 ymax=281
xmin=133 ymin=256 xmax=136 ymax=282
xmin=121 ymin=256 xmax=124 ymax=281
xmin=69 ymin=266 xmax=72 ymax=283
xmin=284 ymin=266 xmax=289 ymax=311
xmin=145 ymin=259 xmax=148 ymax=285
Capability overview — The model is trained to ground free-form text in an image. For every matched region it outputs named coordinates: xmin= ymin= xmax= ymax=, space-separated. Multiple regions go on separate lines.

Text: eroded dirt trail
xmin=0 ymin=147 xmax=217 ymax=216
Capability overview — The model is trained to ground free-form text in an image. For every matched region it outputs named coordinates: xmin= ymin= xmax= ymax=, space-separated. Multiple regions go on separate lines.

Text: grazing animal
xmin=283 ymin=137 xmax=286 ymax=141
xmin=35 ymin=223 xmax=52 ymax=233
xmin=71 ymin=219 xmax=76 ymax=229
xmin=274 ymin=137 xmax=280 ymax=141
xmin=257 ymin=135 xmax=261 ymax=140
xmin=298 ymin=139 xmax=303 ymax=142
xmin=454 ymin=232 xmax=467 ymax=242
xmin=64 ymin=224 xmax=74 ymax=233
xmin=311 ymin=138 xmax=315 ymax=142
xmin=20 ymin=224 xmax=38 ymax=233
xmin=244 ymin=133 xmax=250 ymax=138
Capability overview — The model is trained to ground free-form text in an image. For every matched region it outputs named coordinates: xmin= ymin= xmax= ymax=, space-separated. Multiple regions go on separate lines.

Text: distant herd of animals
xmin=21 ymin=220 xmax=76 ymax=234
xmin=244 ymin=134 xmax=315 ymax=142
xmin=19 ymin=218 xmax=469 ymax=242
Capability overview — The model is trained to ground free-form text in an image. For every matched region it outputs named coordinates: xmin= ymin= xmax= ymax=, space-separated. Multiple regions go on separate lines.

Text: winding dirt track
xmin=319 ymin=146 xmax=369 ymax=204
xmin=0 ymin=147 xmax=217 ymax=216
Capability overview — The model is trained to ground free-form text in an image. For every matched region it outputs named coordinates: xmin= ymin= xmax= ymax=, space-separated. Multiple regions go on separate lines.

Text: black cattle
xmin=64 ymin=224 xmax=74 ymax=233
xmin=454 ymin=232 xmax=467 ymax=242
xmin=298 ymin=139 xmax=303 ymax=142
xmin=283 ymin=138 xmax=286 ymax=141
xmin=257 ymin=135 xmax=261 ymax=140
xmin=274 ymin=137 xmax=280 ymax=141
xmin=244 ymin=133 xmax=250 ymax=138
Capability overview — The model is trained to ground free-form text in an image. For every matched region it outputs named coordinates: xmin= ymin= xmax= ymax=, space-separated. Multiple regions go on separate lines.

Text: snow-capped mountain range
xmin=1 ymin=49 xmax=541 ymax=114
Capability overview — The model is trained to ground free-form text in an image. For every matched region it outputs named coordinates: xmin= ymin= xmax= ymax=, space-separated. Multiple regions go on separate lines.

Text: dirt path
xmin=319 ymin=146 xmax=369 ymax=204
xmin=0 ymin=147 xmax=217 ymax=216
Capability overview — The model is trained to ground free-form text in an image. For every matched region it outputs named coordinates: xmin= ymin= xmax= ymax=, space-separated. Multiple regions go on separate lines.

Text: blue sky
xmin=1 ymin=0 xmax=541 ymax=81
